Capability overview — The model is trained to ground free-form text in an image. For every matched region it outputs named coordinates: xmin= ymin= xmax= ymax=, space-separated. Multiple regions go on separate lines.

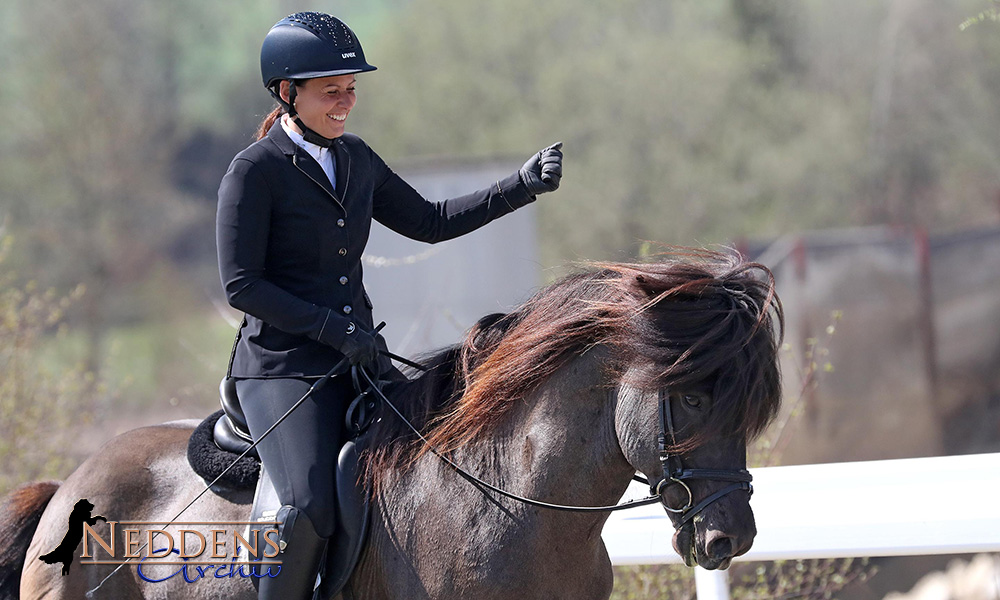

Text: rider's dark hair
xmin=257 ymin=105 xmax=284 ymax=141
xmin=255 ymin=80 xmax=306 ymax=140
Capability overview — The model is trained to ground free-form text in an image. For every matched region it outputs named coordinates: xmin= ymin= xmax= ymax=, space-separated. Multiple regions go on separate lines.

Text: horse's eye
xmin=682 ymin=394 xmax=701 ymax=408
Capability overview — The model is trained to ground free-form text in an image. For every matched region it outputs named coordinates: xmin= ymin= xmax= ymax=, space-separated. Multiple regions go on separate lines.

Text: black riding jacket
xmin=217 ymin=123 xmax=534 ymax=378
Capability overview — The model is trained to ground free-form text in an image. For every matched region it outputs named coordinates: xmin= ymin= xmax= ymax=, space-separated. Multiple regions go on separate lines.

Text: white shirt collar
xmin=281 ymin=114 xmax=328 ymax=158
xmin=281 ymin=114 xmax=336 ymax=189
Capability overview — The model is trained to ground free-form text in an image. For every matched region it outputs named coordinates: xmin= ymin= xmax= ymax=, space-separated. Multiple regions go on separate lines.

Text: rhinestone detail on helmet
xmin=284 ymin=12 xmax=356 ymax=49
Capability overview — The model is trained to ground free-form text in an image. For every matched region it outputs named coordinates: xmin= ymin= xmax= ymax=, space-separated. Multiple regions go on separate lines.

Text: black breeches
xmin=236 ymin=376 xmax=354 ymax=539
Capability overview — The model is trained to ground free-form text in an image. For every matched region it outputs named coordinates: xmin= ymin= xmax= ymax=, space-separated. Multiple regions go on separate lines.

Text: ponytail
xmin=256 ymin=106 xmax=284 ymax=140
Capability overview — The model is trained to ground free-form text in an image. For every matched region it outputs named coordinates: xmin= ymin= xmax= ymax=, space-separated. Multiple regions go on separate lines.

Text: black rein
xmin=357 ymin=369 xmax=752 ymax=522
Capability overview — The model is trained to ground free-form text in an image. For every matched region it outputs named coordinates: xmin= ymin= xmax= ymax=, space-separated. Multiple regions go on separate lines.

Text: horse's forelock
xmin=616 ymin=256 xmax=784 ymax=445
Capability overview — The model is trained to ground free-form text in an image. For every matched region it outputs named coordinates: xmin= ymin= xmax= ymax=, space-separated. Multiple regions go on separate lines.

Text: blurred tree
xmin=4 ymin=0 xmax=166 ymax=371
xmin=868 ymin=0 xmax=1000 ymax=227
xmin=349 ymin=0 xmax=1000 ymax=265
xmin=730 ymin=0 xmax=804 ymax=76
xmin=0 ymin=0 xmax=280 ymax=373
xmin=1 ymin=0 xmax=999 ymax=403
xmin=0 ymin=236 xmax=107 ymax=494
xmin=2 ymin=0 xmax=195 ymax=374
xmin=353 ymin=0 xmax=868 ymax=262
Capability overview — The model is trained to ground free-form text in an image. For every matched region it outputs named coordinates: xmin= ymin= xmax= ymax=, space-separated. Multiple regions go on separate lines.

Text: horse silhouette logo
xmin=38 ymin=498 xmax=107 ymax=575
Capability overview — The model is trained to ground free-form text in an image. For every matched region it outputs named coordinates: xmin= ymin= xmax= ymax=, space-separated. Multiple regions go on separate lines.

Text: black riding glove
xmin=340 ymin=328 xmax=379 ymax=367
xmin=518 ymin=142 xmax=563 ymax=196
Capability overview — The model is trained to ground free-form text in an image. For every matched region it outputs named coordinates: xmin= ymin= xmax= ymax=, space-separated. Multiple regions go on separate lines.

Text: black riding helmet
xmin=260 ymin=12 xmax=376 ymax=146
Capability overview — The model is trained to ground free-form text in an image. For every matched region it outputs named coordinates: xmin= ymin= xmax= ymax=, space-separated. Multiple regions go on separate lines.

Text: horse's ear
xmin=634 ymin=274 xmax=656 ymax=297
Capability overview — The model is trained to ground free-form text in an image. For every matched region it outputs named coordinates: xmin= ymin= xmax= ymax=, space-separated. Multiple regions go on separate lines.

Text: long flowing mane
xmin=362 ymin=248 xmax=783 ymax=486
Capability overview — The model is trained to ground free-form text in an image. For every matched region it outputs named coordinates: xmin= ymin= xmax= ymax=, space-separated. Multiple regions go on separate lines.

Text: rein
xmin=357 ymin=368 xmax=661 ymax=512
xmin=357 ymin=369 xmax=752 ymax=520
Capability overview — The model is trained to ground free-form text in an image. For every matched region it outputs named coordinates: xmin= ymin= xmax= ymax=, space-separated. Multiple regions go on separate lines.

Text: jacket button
xmin=339 ymin=276 xmax=348 ymax=285
xmin=337 ymin=219 xmax=346 ymax=228
xmin=338 ymin=247 xmax=347 ymax=256
xmin=343 ymin=305 xmax=352 ymax=315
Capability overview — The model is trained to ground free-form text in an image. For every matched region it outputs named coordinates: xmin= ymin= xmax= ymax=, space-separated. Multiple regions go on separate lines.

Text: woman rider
xmin=216 ymin=12 xmax=563 ymax=599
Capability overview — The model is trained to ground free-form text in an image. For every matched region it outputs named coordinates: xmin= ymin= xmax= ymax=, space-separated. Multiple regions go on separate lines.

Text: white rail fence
xmin=603 ymin=453 xmax=1000 ymax=600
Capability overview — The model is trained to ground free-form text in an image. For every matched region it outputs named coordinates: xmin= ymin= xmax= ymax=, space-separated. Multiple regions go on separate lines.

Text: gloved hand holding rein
xmin=519 ymin=142 xmax=564 ymax=197
xmin=339 ymin=328 xmax=379 ymax=368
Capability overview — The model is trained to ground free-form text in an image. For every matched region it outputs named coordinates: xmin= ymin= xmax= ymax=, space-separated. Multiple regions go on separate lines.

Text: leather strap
xmin=677 ymin=481 xmax=752 ymax=528
xmin=648 ymin=389 xmax=754 ymax=526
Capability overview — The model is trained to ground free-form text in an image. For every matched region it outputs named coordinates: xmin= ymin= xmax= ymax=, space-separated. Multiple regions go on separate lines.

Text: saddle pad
xmin=186 ymin=410 xmax=260 ymax=490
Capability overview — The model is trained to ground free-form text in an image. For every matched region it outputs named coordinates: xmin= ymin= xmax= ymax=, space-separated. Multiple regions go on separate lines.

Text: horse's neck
xmin=358 ymin=348 xmax=634 ymax=598
xmin=464 ymin=345 xmax=635 ymax=511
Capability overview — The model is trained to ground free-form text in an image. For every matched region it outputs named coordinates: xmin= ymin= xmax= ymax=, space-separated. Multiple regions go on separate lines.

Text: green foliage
xmin=352 ymin=0 xmax=1000 ymax=264
xmin=4 ymin=0 xmax=1000 ymax=302
xmin=735 ymin=558 xmax=876 ymax=600
xmin=611 ymin=564 xmax=693 ymax=600
xmin=0 ymin=236 xmax=108 ymax=495
xmin=960 ymin=0 xmax=1000 ymax=30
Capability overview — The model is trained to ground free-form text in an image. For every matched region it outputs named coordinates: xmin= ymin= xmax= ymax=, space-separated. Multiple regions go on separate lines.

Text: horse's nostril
xmin=706 ymin=534 xmax=735 ymax=560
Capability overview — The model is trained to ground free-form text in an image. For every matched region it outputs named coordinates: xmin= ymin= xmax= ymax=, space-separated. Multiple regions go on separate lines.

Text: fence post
xmin=792 ymin=238 xmax=818 ymax=429
xmin=695 ymin=567 xmax=731 ymax=600
xmin=914 ymin=227 xmax=938 ymax=405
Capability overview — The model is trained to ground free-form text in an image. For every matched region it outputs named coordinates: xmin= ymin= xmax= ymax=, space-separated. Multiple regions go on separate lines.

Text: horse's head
xmin=611 ymin=252 xmax=783 ymax=570
xmin=615 ymin=384 xmax=757 ymax=570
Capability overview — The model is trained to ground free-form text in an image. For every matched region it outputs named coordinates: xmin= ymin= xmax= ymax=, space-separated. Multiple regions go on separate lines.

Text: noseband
xmin=640 ymin=389 xmax=753 ymax=528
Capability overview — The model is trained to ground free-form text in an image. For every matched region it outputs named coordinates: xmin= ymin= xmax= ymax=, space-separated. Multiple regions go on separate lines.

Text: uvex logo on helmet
xmin=342 ymin=52 xmax=356 ymax=59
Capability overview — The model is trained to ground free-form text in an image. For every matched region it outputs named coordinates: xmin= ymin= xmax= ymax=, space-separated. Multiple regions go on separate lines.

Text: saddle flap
xmin=320 ymin=437 xmax=371 ymax=598
xmin=242 ymin=438 xmax=371 ymax=598
xmin=240 ymin=466 xmax=282 ymax=567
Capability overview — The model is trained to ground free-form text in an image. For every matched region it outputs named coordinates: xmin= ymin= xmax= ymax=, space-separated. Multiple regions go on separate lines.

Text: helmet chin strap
xmin=293 ymin=117 xmax=337 ymax=148
xmin=268 ymin=82 xmax=337 ymax=148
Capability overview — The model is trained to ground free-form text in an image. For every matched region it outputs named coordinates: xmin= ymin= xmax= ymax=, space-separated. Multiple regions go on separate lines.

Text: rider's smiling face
xmin=281 ymin=75 xmax=357 ymax=139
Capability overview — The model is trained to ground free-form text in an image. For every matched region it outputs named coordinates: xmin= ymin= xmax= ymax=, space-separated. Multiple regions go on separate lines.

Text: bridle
xmin=357 ymin=369 xmax=753 ymax=527
xmin=633 ymin=389 xmax=754 ymax=529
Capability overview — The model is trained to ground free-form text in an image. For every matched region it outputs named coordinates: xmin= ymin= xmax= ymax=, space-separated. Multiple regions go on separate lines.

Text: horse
xmin=2 ymin=249 xmax=783 ymax=600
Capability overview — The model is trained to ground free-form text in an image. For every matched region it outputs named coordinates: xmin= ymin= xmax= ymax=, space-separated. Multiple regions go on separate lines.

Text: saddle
xmin=190 ymin=370 xmax=387 ymax=599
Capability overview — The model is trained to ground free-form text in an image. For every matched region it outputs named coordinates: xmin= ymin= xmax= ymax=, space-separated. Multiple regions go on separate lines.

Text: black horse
xmin=5 ymin=249 xmax=783 ymax=599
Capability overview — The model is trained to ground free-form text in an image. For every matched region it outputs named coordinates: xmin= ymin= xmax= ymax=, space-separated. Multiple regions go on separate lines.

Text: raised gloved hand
xmin=340 ymin=328 xmax=379 ymax=367
xmin=518 ymin=142 xmax=563 ymax=196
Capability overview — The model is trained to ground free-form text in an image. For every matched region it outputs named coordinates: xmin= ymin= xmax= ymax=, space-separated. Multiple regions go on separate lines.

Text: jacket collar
xmin=266 ymin=118 xmax=299 ymax=156
xmin=266 ymin=119 xmax=351 ymax=203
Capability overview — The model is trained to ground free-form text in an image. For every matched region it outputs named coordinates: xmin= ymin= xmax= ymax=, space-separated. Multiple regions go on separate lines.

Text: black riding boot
xmin=258 ymin=506 xmax=328 ymax=600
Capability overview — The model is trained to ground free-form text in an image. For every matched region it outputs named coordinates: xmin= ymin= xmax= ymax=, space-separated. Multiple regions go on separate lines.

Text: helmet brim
xmin=287 ymin=64 xmax=377 ymax=80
